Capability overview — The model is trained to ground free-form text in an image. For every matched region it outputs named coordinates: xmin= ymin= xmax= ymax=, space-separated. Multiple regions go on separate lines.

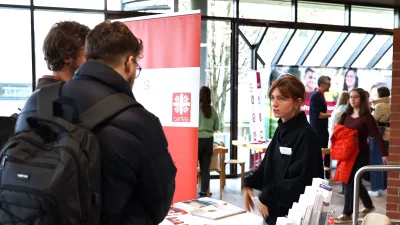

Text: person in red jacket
xmin=335 ymin=88 xmax=388 ymax=224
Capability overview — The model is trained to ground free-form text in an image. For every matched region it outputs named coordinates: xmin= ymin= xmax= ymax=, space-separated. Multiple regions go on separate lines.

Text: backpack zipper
xmin=61 ymin=146 xmax=88 ymax=222
xmin=4 ymin=156 xmax=56 ymax=169
xmin=0 ymin=184 xmax=62 ymax=225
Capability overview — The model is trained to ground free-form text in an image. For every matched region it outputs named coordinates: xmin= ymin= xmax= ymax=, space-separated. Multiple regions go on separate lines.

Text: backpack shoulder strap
xmin=80 ymin=93 xmax=140 ymax=130
xmin=37 ymin=82 xmax=64 ymax=117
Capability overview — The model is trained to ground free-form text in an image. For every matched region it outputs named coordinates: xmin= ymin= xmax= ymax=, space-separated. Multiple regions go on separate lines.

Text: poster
xmin=122 ymin=11 xmax=201 ymax=202
xmin=265 ymin=65 xmax=392 ymax=139
xmin=248 ymin=70 xmax=266 ymax=141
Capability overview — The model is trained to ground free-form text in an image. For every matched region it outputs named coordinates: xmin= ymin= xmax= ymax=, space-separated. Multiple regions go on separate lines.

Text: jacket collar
xmin=277 ymin=111 xmax=308 ymax=133
xmin=372 ymin=96 xmax=390 ymax=105
xmin=73 ymin=60 xmax=134 ymax=98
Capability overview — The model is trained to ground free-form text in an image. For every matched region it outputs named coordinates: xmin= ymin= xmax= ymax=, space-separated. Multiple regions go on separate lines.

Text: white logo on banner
xmin=173 ymin=94 xmax=191 ymax=114
xmin=172 ymin=92 xmax=191 ymax=123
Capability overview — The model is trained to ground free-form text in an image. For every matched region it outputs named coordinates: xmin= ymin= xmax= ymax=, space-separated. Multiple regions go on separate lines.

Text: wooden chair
xmin=224 ymin=159 xmax=246 ymax=189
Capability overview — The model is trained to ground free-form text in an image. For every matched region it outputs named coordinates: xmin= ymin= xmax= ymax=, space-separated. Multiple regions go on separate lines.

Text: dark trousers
xmin=370 ymin=139 xmax=388 ymax=191
xmin=316 ymin=129 xmax=330 ymax=178
xmin=198 ymin=137 xmax=214 ymax=194
xmin=343 ymin=152 xmax=373 ymax=215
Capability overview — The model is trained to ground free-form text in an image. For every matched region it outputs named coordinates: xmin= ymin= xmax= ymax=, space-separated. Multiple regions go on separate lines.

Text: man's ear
xmin=64 ymin=57 xmax=71 ymax=65
xmin=125 ymin=56 xmax=134 ymax=72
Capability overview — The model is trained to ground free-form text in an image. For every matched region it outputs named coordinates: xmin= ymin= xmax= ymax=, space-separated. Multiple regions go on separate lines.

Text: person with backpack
xmin=37 ymin=21 xmax=91 ymax=89
xmin=0 ymin=21 xmax=90 ymax=151
xmin=11 ymin=21 xmax=177 ymax=225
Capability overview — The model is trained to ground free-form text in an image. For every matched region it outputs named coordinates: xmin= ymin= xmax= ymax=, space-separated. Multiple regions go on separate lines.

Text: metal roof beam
xmin=321 ymin=32 xmax=349 ymax=66
xmin=367 ymin=36 xmax=393 ymax=69
xmin=271 ymin=29 xmax=295 ymax=65
xmin=344 ymin=33 xmax=375 ymax=68
xmin=296 ymin=30 xmax=323 ymax=66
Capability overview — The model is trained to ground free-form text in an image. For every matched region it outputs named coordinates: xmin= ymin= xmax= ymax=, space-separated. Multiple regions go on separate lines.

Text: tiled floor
xmin=203 ymin=177 xmax=388 ymax=224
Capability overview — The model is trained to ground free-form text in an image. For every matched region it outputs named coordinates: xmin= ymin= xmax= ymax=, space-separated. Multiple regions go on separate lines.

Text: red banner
xmin=123 ymin=12 xmax=201 ymax=202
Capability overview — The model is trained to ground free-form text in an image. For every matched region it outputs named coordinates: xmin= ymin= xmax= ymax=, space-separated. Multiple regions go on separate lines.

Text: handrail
xmin=353 ymin=165 xmax=400 ymax=225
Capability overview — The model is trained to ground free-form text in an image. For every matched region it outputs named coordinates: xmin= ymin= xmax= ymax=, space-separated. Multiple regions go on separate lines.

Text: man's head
xmin=303 ymin=67 xmax=316 ymax=92
xmin=86 ymin=21 xmax=143 ymax=88
xmin=43 ymin=21 xmax=91 ymax=80
xmin=317 ymin=76 xmax=331 ymax=93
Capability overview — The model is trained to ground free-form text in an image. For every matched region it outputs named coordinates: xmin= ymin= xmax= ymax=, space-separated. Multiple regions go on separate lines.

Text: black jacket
xmin=16 ymin=61 xmax=177 ymax=225
xmin=244 ymin=112 xmax=323 ymax=224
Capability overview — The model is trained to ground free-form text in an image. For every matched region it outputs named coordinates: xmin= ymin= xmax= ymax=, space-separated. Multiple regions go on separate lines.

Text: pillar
xmin=387 ymin=29 xmax=400 ymax=220
xmin=191 ymin=0 xmax=208 ymax=87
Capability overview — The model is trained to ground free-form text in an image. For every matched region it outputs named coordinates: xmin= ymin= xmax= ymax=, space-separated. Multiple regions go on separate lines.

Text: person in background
xmin=328 ymin=92 xmax=349 ymax=197
xmin=342 ymin=68 xmax=358 ymax=92
xmin=370 ymin=82 xmax=387 ymax=101
xmin=310 ymin=76 xmax=332 ymax=179
xmin=303 ymin=67 xmax=317 ymax=102
xmin=38 ymin=21 xmax=91 ymax=89
xmin=369 ymin=86 xmax=391 ymax=197
xmin=243 ymin=75 xmax=323 ymax=225
xmin=17 ymin=21 xmax=177 ymax=225
xmin=198 ymin=86 xmax=220 ymax=197
xmin=335 ymin=88 xmax=387 ymax=224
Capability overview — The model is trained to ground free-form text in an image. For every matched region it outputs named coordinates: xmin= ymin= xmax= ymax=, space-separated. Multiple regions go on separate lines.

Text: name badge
xmin=279 ymin=147 xmax=292 ymax=156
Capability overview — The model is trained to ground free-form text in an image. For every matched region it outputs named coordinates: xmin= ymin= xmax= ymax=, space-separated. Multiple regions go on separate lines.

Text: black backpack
xmin=0 ymin=114 xmax=18 ymax=150
xmin=0 ymin=82 xmax=137 ymax=225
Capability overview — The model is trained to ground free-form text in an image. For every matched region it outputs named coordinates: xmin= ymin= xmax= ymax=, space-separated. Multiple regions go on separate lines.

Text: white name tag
xmin=279 ymin=147 xmax=292 ymax=155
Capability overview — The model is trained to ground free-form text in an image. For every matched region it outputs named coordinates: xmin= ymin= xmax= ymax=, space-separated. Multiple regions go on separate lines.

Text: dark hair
xmin=305 ymin=67 xmax=315 ymax=74
xmin=86 ymin=21 xmax=143 ymax=66
xmin=269 ymin=74 xmax=305 ymax=102
xmin=343 ymin=68 xmax=359 ymax=91
xmin=200 ymin=86 xmax=212 ymax=119
xmin=345 ymin=88 xmax=370 ymax=116
xmin=317 ymin=76 xmax=331 ymax=87
xmin=43 ymin=21 xmax=90 ymax=71
xmin=377 ymin=86 xmax=390 ymax=98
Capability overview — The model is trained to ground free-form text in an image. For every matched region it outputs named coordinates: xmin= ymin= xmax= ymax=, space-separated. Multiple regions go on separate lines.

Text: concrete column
xmin=191 ymin=0 xmax=208 ymax=87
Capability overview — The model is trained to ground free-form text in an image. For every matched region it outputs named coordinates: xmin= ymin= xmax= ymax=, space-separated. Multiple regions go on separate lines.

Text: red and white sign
xmin=122 ymin=12 xmax=201 ymax=202
xmin=248 ymin=70 xmax=266 ymax=142
xmin=172 ymin=92 xmax=191 ymax=122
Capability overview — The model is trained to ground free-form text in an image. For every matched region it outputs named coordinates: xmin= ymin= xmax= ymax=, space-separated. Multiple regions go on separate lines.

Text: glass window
xmin=0 ymin=0 xmax=30 ymax=4
xmin=303 ymin=31 xmax=342 ymax=67
xmin=240 ymin=26 xmax=266 ymax=45
xmin=375 ymin=46 xmax=393 ymax=69
xmin=328 ymin=33 xmax=366 ymax=67
xmin=298 ymin=2 xmax=345 ymax=25
xmin=34 ymin=0 xmax=104 ymax=9
xmin=205 ymin=20 xmax=232 ymax=174
xmin=237 ymin=34 xmax=252 ymax=173
xmin=34 ymin=10 xmax=104 ymax=82
xmin=258 ymin=28 xmax=289 ymax=66
xmin=351 ymin=6 xmax=394 ymax=29
xmin=352 ymin=35 xmax=391 ymax=68
xmin=107 ymin=0 xmax=122 ymax=10
xmin=208 ymin=0 xmax=234 ymax=17
xmin=279 ymin=30 xmax=316 ymax=66
xmin=240 ymin=0 xmax=291 ymax=21
xmin=0 ymin=8 xmax=32 ymax=116
xmin=119 ymin=0 xmax=174 ymax=13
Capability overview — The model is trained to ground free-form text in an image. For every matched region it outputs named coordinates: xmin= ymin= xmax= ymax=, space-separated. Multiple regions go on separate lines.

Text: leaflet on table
xmin=172 ymin=198 xmax=246 ymax=220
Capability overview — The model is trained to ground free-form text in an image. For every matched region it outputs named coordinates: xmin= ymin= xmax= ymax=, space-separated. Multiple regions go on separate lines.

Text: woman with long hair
xmin=198 ymin=86 xmax=220 ymax=197
xmin=343 ymin=68 xmax=359 ymax=92
xmin=329 ymin=92 xmax=350 ymax=197
xmin=335 ymin=88 xmax=388 ymax=223
xmin=243 ymin=75 xmax=323 ymax=225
